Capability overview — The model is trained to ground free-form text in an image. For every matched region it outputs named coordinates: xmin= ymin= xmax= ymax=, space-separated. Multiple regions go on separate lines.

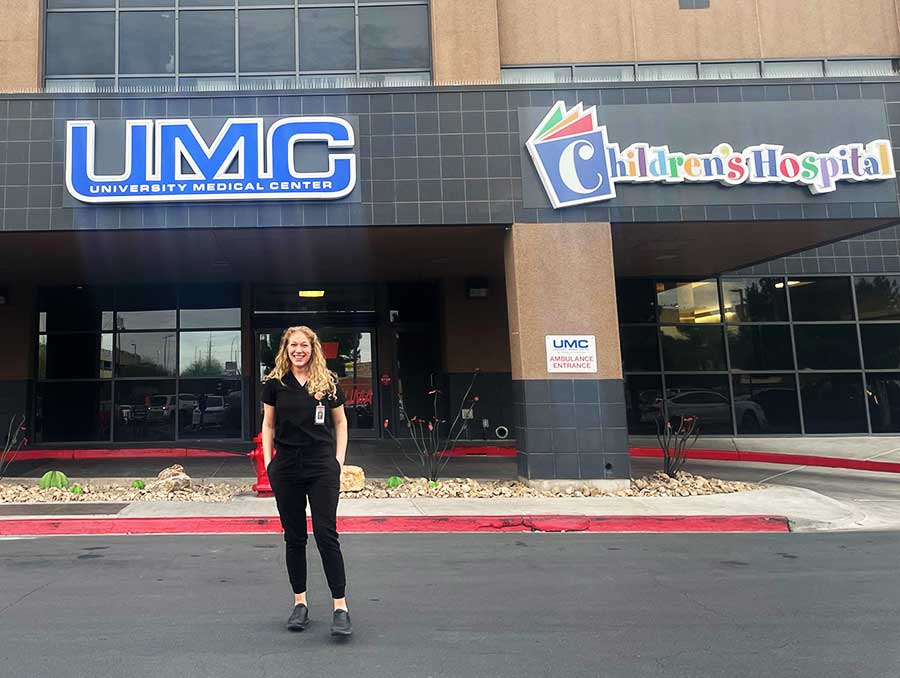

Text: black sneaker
xmin=331 ymin=609 xmax=352 ymax=636
xmin=286 ymin=603 xmax=309 ymax=632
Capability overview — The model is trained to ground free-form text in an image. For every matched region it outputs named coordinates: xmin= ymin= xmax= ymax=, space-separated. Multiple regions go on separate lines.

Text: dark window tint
xmin=39 ymin=286 xmax=113 ymax=332
xmin=788 ymin=277 xmax=854 ymax=321
xmin=180 ymin=331 xmax=242 ymax=377
xmin=180 ymin=0 xmax=231 ymax=5
xmin=179 ymin=378 xmax=242 ymax=439
xmin=116 ymin=285 xmax=177 ymax=330
xmin=726 ymin=325 xmax=794 ymax=371
xmin=119 ymin=11 xmax=175 ymax=74
xmin=114 ymin=380 xmax=177 ymax=441
xmin=48 ymin=0 xmax=114 ymax=6
xmin=39 ymin=333 xmax=113 ymax=380
xmin=721 ymin=277 xmax=788 ymax=322
xmin=239 ymin=10 xmax=295 ymax=72
xmin=254 ymin=285 xmax=375 ymax=313
xmin=298 ymin=8 xmax=356 ymax=71
xmin=616 ymin=279 xmax=656 ymax=323
xmin=46 ymin=12 xmax=115 ymax=76
xmin=619 ymin=326 xmax=660 ymax=372
xmin=121 ymin=0 xmax=174 ymax=6
xmin=35 ymin=382 xmax=111 ymax=443
xmin=387 ymin=283 xmax=439 ymax=323
xmin=660 ymin=325 xmax=726 ymax=371
xmin=794 ymin=324 xmax=860 ymax=370
xmin=664 ymin=374 xmax=732 ymax=435
xmin=861 ymin=324 xmax=900 ymax=369
xmin=180 ymin=284 xmax=241 ymax=329
xmin=656 ymin=280 xmax=721 ymax=324
xmin=732 ymin=374 xmax=800 ymax=434
xmin=117 ymin=333 xmax=177 ymax=377
xmin=867 ymin=373 xmax=900 ymax=433
xmin=359 ymin=5 xmax=430 ymax=70
xmin=624 ymin=374 xmax=663 ymax=435
xmin=179 ymin=10 xmax=235 ymax=73
xmin=800 ymin=373 xmax=867 ymax=433
xmin=855 ymin=275 xmax=900 ymax=320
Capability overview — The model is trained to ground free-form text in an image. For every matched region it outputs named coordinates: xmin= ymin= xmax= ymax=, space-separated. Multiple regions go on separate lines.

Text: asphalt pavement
xmin=1 ymin=533 xmax=899 ymax=677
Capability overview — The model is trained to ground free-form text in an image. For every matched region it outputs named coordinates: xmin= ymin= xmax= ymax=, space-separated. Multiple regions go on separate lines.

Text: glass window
xmin=663 ymin=375 xmax=733 ymax=435
xmin=357 ymin=72 xmax=431 ymax=86
xmin=794 ymin=324 xmax=860 ymax=370
xmin=620 ymin=326 xmax=660 ymax=372
xmin=121 ymin=0 xmax=174 ymax=6
xmin=119 ymin=77 xmax=176 ymax=91
xmin=500 ymin=67 xmax=571 ymax=84
xmin=114 ymin=380 xmax=177 ymax=442
xmin=826 ymin=59 xmax=896 ymax=78
xmin=861 ymin=325 xmax=900 ymax=369
xmin=179 ymin=10 xmax=235 ymax=73
xmin=45 ymin=78 xmax=116 ymax=93
xmin=660 ymin=325 xmax=727 ymax=371
xmin=116 ymin=285 xmax=177 ymax=330
xmin=179 ymin=76 xmax=237 ymax=91
xmin=119 ymin=11 xmax=175 ymax=74
xmin=624 ymin=374 xmax=663 ymax=435
xmin=180 ymin=331 xmax=242 ymax=377
xmin=763 ymin=61 xmax=825 ymax=79
xmin=867 ymin=373 xmax=900 ymax=433
xmin=800 ymin=373 xmax=867 ymax=434
xmin=45 ymin=12 xmax=115 ymax=76
xmin=788 ymin=277 xmax=855 ymax=321
xmin=179 ymin=378 xmax=242 ymax=439
xmin=727 ymin=325 xmax=794 ymax=371
xmin=855 ymin=276 xmax=900 ymax=320
xmin=299 ymin=8 xmax=356 ymax=71
xmin=39 ymin=286 xmax=113 ymax=332
xmin=637 ymin=63 xmax=698 ymax=82
xmin=35 ymin=382 xmax=111 ymax=443
xmin=732 ymin=374 xmax=800 ymax=434
xmin=180 ymin=0 xmax=233 ymax=5
xmin=574 ymin=65 xmax=635 ymax=83
xmin=699 ymin=61 xmax=761 ymax=80
xmin=240 ymin=9 xmax=295 ymax=73
xmin=180 ymin=284 xmax=241 ymax=328
xmin=326 ymin=330 xmax=375 ymax=429
xmin=48 ymin=0 xmax=114 ymax=6
xmin=616 ymin=279 xmax=656 ymax=323
xmin=656 ymin=280 xmax=721 ymax=323
xmin=359 ymin=5 xmax=430 ymax=71
xmin=40 ymin=333 xmax=113 ymax=380
xmin=117 ymin=333 xmax=177 ymax=377
xmin=721 ymin=277 xmax=788 ymax=322
xmin=254 ymin=285 xmax=375 ymax=313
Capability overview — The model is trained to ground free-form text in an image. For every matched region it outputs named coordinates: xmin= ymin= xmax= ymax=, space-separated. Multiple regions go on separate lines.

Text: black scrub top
xmin=261 ymin=372 xmax=346 ymax=451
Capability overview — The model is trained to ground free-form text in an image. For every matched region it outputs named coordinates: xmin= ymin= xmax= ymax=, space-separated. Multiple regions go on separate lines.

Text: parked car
xmin=148 ymin=395 xmax=198 ymax=422
xmin=659 ymin=389 xmax=767 ymax=432
xmin=192 ymin=395 xmax=226 ymax=428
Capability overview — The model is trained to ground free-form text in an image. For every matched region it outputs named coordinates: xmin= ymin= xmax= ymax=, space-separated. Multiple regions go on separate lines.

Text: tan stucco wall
xmin=0 ymin=0 xmax=41 ymax=92
xmin=499 ymin=0 xmax=900 ymax=65
xmin=0 ymin=283 xmax=34 ymax=381
xmin=431 ymin=0 xmax=501 ymax=84
xmin=442 ymin=277 xmax=511 ymax=373
xmin=504 ymin=223 xmax=621 ymax=381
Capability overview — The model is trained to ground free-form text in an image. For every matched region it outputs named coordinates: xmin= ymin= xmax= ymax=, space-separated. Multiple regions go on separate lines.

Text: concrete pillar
xmin=504 ymin=222 xmax=629 ymax=489
xmin=430 ymin=0 xmax=501 ymax=84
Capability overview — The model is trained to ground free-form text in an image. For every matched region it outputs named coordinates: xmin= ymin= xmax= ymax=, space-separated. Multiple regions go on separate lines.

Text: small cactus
xmin=39 ymin=470 xmax=69 ymax=490
xmin=131 ymin=479 xmax=146 ymax=490
xmin=387 ymin=476 xmax=404 ymax=489
xmin=69 ymin=484 xmax=84 ymax=495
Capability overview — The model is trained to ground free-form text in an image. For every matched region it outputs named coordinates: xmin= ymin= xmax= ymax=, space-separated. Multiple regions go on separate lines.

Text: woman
xmin=261 ymin=326 xmax=351 ymax=636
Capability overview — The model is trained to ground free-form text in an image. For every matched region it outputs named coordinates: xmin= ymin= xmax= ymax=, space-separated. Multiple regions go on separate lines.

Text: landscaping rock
xmin=340 ymin=465 xmax=365 ymax=492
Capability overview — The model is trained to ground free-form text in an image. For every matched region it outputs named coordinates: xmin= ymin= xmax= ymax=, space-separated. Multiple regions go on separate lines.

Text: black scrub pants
xmin=267 ymin=444 xmax=346 ymax=599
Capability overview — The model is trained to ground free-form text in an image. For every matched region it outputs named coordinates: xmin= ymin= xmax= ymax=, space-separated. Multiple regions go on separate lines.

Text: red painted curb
xmin=629 ymin=447 xmax=900 ymax=474
xmin=441 ymin=446 xmax=517 ymax=457
xmin=11 ymin=449 xmax=244 ymax=461
xmin=0 ymin=514 xmax=789 ymax=536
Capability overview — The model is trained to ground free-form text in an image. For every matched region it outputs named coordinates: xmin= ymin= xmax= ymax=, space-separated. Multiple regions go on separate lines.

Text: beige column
xmin=0 ymin=0 xmax=41 ymax=92
xmin=430 ymin=0 xmax=501 ymax=84
xmin=505 ymin=223 xmax=629 ymax=487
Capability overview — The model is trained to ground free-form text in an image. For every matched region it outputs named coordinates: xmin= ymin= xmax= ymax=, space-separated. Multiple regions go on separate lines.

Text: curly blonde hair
xmin=263 ymin=326 xmax=337 ymax=399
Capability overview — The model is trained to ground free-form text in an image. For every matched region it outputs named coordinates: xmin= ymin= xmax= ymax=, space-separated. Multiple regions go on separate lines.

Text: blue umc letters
xmin=66 ymin=116 xmax=357 ymax=203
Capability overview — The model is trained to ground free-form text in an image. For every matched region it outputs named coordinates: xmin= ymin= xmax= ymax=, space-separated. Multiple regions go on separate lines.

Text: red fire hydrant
xmin=249 ymin=432 xmax=275 ymax=497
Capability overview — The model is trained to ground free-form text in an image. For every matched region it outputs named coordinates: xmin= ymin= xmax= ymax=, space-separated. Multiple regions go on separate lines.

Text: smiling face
xmin=286 ymin=330 xmax=313 ymax=370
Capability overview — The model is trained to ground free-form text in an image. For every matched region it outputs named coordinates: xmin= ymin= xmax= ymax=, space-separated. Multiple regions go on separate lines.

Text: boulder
xmin=147 ymin=464 xmax=192 ymax=493
xmin=340 ymin=465 xmax=365 ymax=492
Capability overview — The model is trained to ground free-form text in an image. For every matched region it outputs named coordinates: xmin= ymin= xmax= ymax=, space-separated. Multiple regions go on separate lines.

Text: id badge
xmin=314 ymin=403 xmax=326 ymax=425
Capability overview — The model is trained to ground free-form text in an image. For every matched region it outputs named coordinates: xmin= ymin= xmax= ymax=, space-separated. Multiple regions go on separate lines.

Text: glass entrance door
xmin=255 ymin=327 xmax=377 ymax=437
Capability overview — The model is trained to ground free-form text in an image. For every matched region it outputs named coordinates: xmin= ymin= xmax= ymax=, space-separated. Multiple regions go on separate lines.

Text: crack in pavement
xmin=0 ymin=580 xmax=51 ymax=617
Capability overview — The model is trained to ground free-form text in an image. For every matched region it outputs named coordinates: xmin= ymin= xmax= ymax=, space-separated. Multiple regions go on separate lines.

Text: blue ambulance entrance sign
xmin=65 ymin=116 xmax=356 ymax=204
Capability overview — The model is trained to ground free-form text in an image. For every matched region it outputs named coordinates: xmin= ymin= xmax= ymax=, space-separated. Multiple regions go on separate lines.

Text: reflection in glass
xmin=867 ymin=373 xmax=900 ymax=433
xmin=616 ymin=279 xmax=656 ymax=323
xmin=794 ymin=325 xmax=860 ymax=370
xmin=45 ymin=12 xmax=115 ymax=76
xmin=358 ymin=5 xmax=430 ymax=70
xmin=660 ymin=325 xmax=726 ymax=371
xmin=119 ymin=11 xmax=175 ymax=74
xmin=117 ymin=285 xmax=177 ymax=329
xmin=788 ymin=277 xmax=854 ymax=321
xmin=619 ymin=326 xmax=660 ymax=372
xmin=721 ymin=277 xmax=788 ymax=322
xmin=116 ymin=333 xmax=177 ymax=377
xmin=299 ymin=8 xmax=356 ymax=71
xmin=624 ymin=374 xmax=663 ymax=435
xmin=35 ymin=382 xmax=111 ymax=443
xmin=178 ymin=10 xmax=235 ymax=73
xmin=727 ymin=325 xmax=794 ymax=371
xmin=239 ymin=9 xmax=295 ymax=72
xmin=732 ymin=374 xmax=801 ymax=434
xmin=179 ymin=284 xmax=241 ymax=328
xmin=40 ymin=333 xmax=113 ymax=379
xmin=39 ymin=286 xmax=113 ymax=332
xmin=253 ymin=285 xmax=376 ymax=313
xmin=656 ymin=280 xmax=721 ymax=323
xmin=663 ymin=375 xmax=733 ymax=435
xmin=861 ymin=324 xmax=900 ymax=369
xmin=800 ymin=373 xmax=867 ymax=433
xmin=179 ymin=378 xmax=242 ymax=439
xmin=855 ymin=276 xmax=900 ymax=320
xmin=114 ymin=380 xmax=177 ymax=442
xmin=180 ymin=331 xmax=242 ymax=377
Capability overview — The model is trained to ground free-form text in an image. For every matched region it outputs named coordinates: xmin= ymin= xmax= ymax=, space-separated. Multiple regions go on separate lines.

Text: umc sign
xmin=65 ymin=116 xmax=356 ymax=203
